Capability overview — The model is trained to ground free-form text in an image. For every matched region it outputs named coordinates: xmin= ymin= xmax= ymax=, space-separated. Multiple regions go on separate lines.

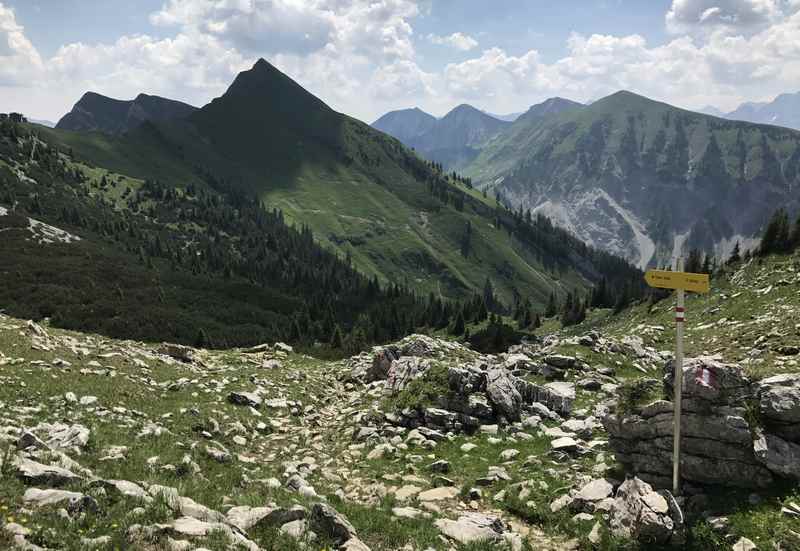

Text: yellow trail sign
xmin=644 ymin=270 xmax=710 ymax=293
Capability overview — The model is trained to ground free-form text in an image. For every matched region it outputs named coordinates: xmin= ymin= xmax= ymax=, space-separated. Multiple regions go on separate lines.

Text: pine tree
xmin=450 ymin=311 xmax=465 ymax=336
xmin=792 ymin=213 xmax=800 ymax=250
xmin=728 ymin=241 xmax=741 ymax=265
xmin=545 ymin=292 xmax=557 ymax=318
xmin=330 ymin=325 xmax=343 ymax=349
xmin=761 ymin=208 xmax=791 ymax=255
xmin=483 ymin=278 xmax=496 ymax=313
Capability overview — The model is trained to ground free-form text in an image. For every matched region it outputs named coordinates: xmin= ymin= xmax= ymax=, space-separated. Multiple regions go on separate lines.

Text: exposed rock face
xmin=609 ymin=477 xmax=685 ymax=546
xmin=606 ymin=357 xmax=800 ymax=490
xmin=387 ymin=357 xmax=432 ymax=393
xmin=486 ymin=368 xmax=523 ymax=422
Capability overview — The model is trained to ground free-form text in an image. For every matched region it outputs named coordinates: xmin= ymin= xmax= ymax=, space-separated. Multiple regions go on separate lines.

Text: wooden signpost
xmin=644 ymin=258 xmax=710 ymax=496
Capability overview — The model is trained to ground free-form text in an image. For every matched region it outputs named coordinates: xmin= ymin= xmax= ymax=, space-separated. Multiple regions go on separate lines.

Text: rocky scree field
xmin=1 ymin=252 xmax=800 ymax=550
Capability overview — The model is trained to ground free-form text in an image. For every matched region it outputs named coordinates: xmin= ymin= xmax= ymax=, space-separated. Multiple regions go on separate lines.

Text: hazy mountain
xmin=373 ymin=103 xmax=511 ymax=170
xmin=371 ymin=107 xmax=437 ymax=144
xmin=56 ymin=92 xmax=197 ymax=135
xmin=38 ymin=59 xmax=641 ymax=310
xmin=484 ymin=110 xmax=525 ymax=122
xmin=466 ymin=90 xmax=800 ymax=268
xmin=697 ymin=105 xmax=726 ymax=117
xmin=30 ymin=118 xmax=56 ymax=128
xmin=726 ymin=92 xmax=800 ymax=130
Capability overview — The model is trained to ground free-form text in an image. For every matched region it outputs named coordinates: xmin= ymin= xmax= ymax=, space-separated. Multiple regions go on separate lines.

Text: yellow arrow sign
xmin=644 ymin=270 xmax=710 ymax=293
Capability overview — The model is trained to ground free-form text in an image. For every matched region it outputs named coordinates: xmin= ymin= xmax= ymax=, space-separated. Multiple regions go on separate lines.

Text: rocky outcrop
xmin=609 ymin=477 xmax=685 ymax=546
xmin=605 ymin=357 xmax=800 ymax=490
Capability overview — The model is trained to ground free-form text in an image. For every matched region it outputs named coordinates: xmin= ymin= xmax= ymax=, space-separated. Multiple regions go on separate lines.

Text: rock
xmin=94 ymin=479 xmax=152 ymax=503
xmin=366 ymin=346 xmax=400 ymax=382
xmin=461 ymin=443 xmax=478 ymax=453
xmin=753 ymin=430 xmax=800 ymax=480
xmin=500 ymin=449 xmax=519 ymax=461
xmin=25 ymin=423 xmax=90 ymax=450
xmin=395 ymin=485 xmax=422 ymax=501
xmin=428 ymin=460 xmax=450 ymax=473
xmin=758 ymin=373 xmax=800 ymax=425
xmin=280 ymin=519 xmax=308 ymax=539
xmin=14 ymin=456 xmax=82 ymax=486
xmin=571 ymin=479 xmax=614 ymax=512
xmin=447 ymin=366 xmax=486 ymax=395
xmin=166 ymin=517 xmax=259 ymax=551
xmin=609 ymin=477 xmax=685 ymax=546
xmin=544 ymin=355 xmax=577 ymax=369
xmin=309 ymin=503 xmax=358 ymax=545
xmin=261 ymin=359 xmax=283 ymax=370
xmin=435 ymin=513 xmax=506 ymax=545
xmin=228 ymin=391 xmax=262 ymax=408
xmin=486 ymin=368 xmax=522 ymax=422
xmin=387 ymin=357 xmax=431 ymax=393
xmin=157 ymin=343 xmax=197 ymax=363
xmin=417 ymin=486 xmax=459 ymax=501
xmin=23 ymin=488 xmax=85 ymax=508
xmin=392 ymin=506 xmax=429 ymax=520
xmin=732 ymin=537 xmax=757 ymax=551
xmin=551 ymin=437 xmax=579 ymax=453
xmin=341 ymin=537 xmax=371 ymax=551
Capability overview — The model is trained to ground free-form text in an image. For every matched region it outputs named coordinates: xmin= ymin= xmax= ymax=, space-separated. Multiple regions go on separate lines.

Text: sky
xmin=2 ymin=0 xmax=800 ymax=123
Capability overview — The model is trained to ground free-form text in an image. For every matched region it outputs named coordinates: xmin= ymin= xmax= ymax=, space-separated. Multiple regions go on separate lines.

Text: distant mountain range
xmin=26 ymin=59 xmax=636 ymax=314
xmin=373 ymin=98 xmax=581 ymax=171
xmin=698 ymin=92 xmax=800 ymax=130
xmin=56 ymin=92 xmax=197 ymax=134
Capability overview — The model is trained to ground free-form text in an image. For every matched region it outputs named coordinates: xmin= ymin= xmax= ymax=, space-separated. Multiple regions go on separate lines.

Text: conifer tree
xmin=728 ymin=241 xmax=741 ymax=265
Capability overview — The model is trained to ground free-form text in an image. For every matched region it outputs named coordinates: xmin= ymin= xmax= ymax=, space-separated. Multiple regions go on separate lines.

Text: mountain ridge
xmin=56 ymin=91 xmax=197 ymax=135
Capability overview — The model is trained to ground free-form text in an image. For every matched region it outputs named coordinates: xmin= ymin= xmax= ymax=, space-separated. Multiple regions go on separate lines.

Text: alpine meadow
xmin=2 ymin=2 xmax=800 ymax=551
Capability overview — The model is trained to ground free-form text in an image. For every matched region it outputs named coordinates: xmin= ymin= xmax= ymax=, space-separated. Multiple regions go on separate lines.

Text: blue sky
xmin=1 ymin=0 xmax=799 ymax=122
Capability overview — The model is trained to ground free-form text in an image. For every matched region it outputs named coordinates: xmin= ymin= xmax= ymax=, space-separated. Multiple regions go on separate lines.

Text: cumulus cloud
xmin=0 ymin=3 xmax=43 ymax=86
xmin=428 ymin=32 xmax=478 ymax=51
xmin=5 ymin=0 xmax=800 ymax=124
xmin=666 ymin=0 xmax=784 ymax=33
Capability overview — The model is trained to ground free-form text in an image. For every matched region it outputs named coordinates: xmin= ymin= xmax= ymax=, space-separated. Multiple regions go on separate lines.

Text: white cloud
xmin=428 ymin=32 xmax=478 ymax=51
xmin=666 ymin=0 xmax=784 ymax=33
xmin=5 ymin=0 xmax=800 ymax=124
xmin=0 ymin=3 xmax=43 ymax=86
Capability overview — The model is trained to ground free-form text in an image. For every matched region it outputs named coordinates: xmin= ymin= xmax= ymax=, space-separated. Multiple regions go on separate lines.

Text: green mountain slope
xmin=466 ymin=91 xmax=800 ymax=268
xmin=40 ymin=60 xmax=642 ymax=309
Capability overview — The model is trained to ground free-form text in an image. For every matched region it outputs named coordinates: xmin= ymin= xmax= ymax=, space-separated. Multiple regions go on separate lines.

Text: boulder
xmin=486 ymin=368 xmax=522 ymax=422
xmin=227 ymin=391 xmax=262 ymax=408
xmin=309 ymin=503 xmax=358 ymax=546
xmin=435 ymin=513 xmax=506 ymax=545
xmin=365 ymin=346 xmax=400 ymax=382
xmin=387 ymin=357 xmax=431 ymax=394
xmin=609 ymin=477 xmax=685 ymax=546
xmin=758 ymin=373 xmax=800 ymax=426
xmin=753 ymin=430 xmax=800 ymax=480
xmin=14 ymin=456 xmax=83 ymax=486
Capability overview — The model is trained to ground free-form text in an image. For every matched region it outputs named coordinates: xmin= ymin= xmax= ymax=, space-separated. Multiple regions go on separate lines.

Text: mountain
xmin=696 ymin=105 xmax=726 ymax=117
xmin=373 ymin=104 xmax=511 ymax=170
xmin=56 ymin=92 xmax=197 ymax=135
xmin=726 ymin=92 xmax=800 ymax=130
xmin=30 ymin=118 xmax=56 ymax=128
xmin=372 ymin=107 xmax=437 ymax=144
xmin=24 ymin=59 xmax=642 ymax=327
xmin=484 ymin=110 xmax=525 ymax=122
xmin=465 ymin=90 xmax=800 ymax=268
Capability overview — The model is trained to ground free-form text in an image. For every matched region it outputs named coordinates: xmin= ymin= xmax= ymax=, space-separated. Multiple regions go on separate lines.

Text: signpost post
xmin=644 ymin=258 xmax=710 ymax=496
